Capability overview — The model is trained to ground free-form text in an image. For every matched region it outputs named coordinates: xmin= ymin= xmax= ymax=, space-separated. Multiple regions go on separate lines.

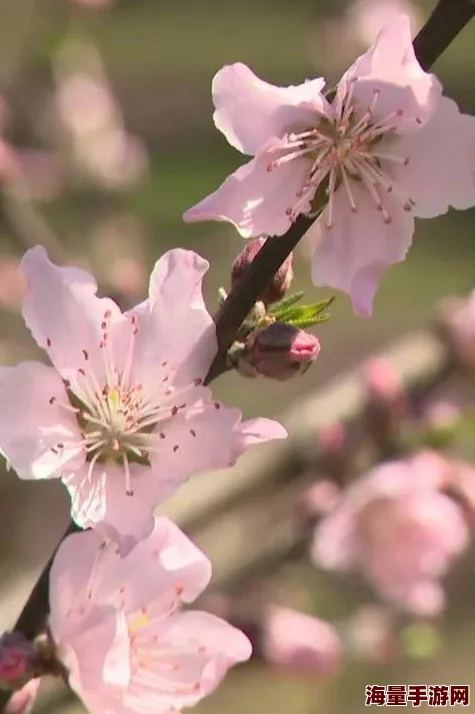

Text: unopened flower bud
xmin=261 ymin=606 xmax=342 ymax=676
xmin=231 ymin=238 xmax=294 ymax=304
xmin=248 ymin=323 xmax=320 ymax=381
xmin=423 ymin=401 xmax=460 ymax=448
xmin=362 ymin=358 xmax=407 ymax=455
xmin=0 ymin=633 xmax=39 ymax=690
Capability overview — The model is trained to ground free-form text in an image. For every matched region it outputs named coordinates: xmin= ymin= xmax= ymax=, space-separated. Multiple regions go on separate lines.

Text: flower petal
xmin=130 ymin=249 xmax=216 ymax=388
xmin=213 ymin=62 xmax=326 ymax=154
xmin=306 ymin=181 xmax=414 ymax=316
xmin=131 ymin=611 xmax=251 ymax=709
xmin=89 ymin=518 xmax=212 ymax=614
xmin=49 ymin=529 xmax=103 ymax=625
xmin=5 ymin=678 xmax=41 ymax=714
xmin=341 ymin=14 xmax=441 ymax=132
xmin=57 ymin=607 xmax=131 ymax=694
xmin=149 ymin=397 xmax=242 ymax=474
xmin=184 ymin=146 xmax=310 ymax=238
xmin=0 ymin=362 xmax=85 ymax=480
xmin=391 ymin=96 xmax=475 ymax=217
xmin=231 ymin=417 xmax=287 ymax=463
xmin=21 ymin=246 xmax=127 ymax=384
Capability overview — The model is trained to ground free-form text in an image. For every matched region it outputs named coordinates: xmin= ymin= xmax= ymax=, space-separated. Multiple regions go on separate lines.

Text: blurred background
xmin=2 ymin=0 xmax=475 ymax=711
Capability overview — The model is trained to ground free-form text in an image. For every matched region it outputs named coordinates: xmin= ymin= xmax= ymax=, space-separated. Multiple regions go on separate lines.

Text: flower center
xmin=267 ymin=80 xmax=416 ymax=228
xmin=48 ymin=310 xmax=200 ymax=495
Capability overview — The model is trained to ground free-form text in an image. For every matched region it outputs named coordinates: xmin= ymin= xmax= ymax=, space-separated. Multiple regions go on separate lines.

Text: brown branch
xmin=0 ymin=0 xmax=474 ymax=709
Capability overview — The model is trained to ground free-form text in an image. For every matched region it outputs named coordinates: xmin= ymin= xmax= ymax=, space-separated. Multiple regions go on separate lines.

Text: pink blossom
xmin=48 ymin=517 xmax=252 ymax=714
xmin=4 ymin=679 xmax=41 ymax=714
xmin=439 ymin=290 xmax=475 ymax=368
xmin=261 ymin=606 xmax=342 ymax=676
xmin=312 ymin=451 xmax=469 ymax=615
xmin=345 ymin=0 xmax=423 ymax=51
xmin=345 ymin=604 xmax=398 ymax=663
xmin=183 ymin=16 xmax=475 ymax=316
xmin=54 ymin=50 xmax=147 ymax=190
xmin=0 ymin=256 xmax=26 ymax=312
xmin=0 ymin=246 xmax=286 ymax=543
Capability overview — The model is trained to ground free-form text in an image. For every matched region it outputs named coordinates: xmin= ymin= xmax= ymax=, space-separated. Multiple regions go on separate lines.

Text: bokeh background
xmin=1 ymin=0 xmax=475 ymax=711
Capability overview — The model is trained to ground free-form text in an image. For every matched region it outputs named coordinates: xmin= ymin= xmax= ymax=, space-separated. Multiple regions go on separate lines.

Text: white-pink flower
xmin=0 ymin=246 xmax=286 ymax=542
xmin=183 ymin=15 xmax=475 ymax=316
xmin=261 ymin=606 xmax=342 ymax=676
xmin=48 ymin=517 xmax=252 ymax=714
xmin=312 ymin=451 xmax=469 ymax=615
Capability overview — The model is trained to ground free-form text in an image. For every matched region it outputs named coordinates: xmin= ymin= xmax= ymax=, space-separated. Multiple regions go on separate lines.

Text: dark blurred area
xmin=2 ymin=0 xmax=475 ymax=711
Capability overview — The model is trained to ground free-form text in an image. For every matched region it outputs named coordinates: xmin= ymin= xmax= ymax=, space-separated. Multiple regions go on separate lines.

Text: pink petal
xmin=139 ymin=611 xmax=251 ymax=708
xmin=0 ymin=362 xmax=85 ymax=480
xmin=342 ymin=15 xmax=441 ymax=132
xmin=213 ymin=62 xmax=326 ymax=154
xmin=183 ymin=145 xmax=310 ymax=238
xmin=58 ymin=607 xmax=131 ymax=694
xmin=148 ymin=398 xmax=242 ymax=478
xmin=21 ymin=246 xmax=127 ymax=384
xmin=5 ymin=678 xmax=41 ymax=714
xmin=48 ymin=529 xmax=103 ymax=625
xmin=63 ymin=461 xmax=160 ymax=541
xmin=130 ymin=249 xmax=217 ymax=388
xmin=232 ymin=417 xmax=288 ymax=462
xmin=306 ymin=181 xmax=414 ymax=316
xmin=311 ymin=502 xmax=359 ymax=571
xmin=85 ymin=518 xmax=211 ymax=615
xmin=391 ymin=96 xmax=475 ymax=217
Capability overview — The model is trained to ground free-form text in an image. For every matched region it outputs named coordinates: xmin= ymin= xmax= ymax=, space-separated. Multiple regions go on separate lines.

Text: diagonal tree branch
xmin=1 ymin=0 xmax=474 ymax=709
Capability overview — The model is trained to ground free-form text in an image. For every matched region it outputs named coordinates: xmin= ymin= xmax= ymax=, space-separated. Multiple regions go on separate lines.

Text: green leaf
xmin=270 ymin=290 xmax=304 ymax=316
xmin=276 ymin=296 xmax=335 ymax=324
xmin=287 ymin=313 xmax=332 ymax=328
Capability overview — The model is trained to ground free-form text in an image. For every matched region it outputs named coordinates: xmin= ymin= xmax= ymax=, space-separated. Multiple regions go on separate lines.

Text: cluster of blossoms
xmin=3 ymin=8 xmax=475 ymax=712
xmin=0 ymin=246 xmax=286 ymax=710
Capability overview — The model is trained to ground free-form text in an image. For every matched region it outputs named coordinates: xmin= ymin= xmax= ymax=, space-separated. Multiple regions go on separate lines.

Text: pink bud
xmin=231 ymin=238 xmax=293 ymax=304
xmin=5 ymin=678 xmax=40 ymax=714
xmin=261 ymin=606 xmax=342 ymax=677
xmin=363 ymin=358 xmax=403 ymax=402
xmin=345 ymin=605 xmax=398 ymax=664
xmin=301 ymin=480 xmax=341 ymax=519
xmin=247 ymin=323 xmax=320 ymax=381
xmin=318 ymin=422 xmax=346 ymax=455
xmin=0 ymin=633 xmax=38 ymax=686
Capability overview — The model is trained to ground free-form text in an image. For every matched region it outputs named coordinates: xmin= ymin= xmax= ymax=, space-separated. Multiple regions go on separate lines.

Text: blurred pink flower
xmin=49 ymin=517 xmax=252 ymax=714
xmin=54 ymin=47 xmax=147 ymax=190
xmin=184 ymin=16 xmax=475 ymax=316
xmin=363 ymin=357 xmax=404 ymax=403
xmin=312 ymin=451 xmax=469 ymax=615
xmin=439 ymin=290 xmax=475 ymax=368
xmin=345 ymin=604 xmax=398 ymax=663
xmin=0 ymin=256 xmax=26 ymax=312
xmin=69 ymin=0 xmax=114 ymax=7
xmin=4 ymin=678 xmax=41 ymax=714
xmin=301 ymin=480 xmax=341 ymax=519
xmin=346 ymin=0 xmax=423 ymax=50
xmin=313 ymin=0 xmax=424 ymax=73
xmin=0 ymin=246 xmax=286 ymax=544
xmin=261 ymin=606 xmax=342 ymax=676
